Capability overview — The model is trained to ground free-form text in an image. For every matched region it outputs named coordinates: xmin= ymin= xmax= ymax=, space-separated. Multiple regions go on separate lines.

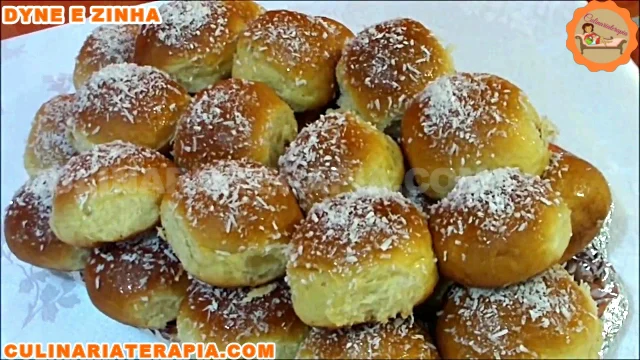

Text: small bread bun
xmin=437 ymin=266 xmax=603 ymax=359
xmin=173 ymin=78 xmax=297 ymax=170
xmin=51 ymin=141 xmax=178 ymax=247
xmin=24 ymin=94 xmax=78 ymax=177
xmin=287 ymin=188 xmax=438 ymax=328
xmin=296 ymin=317 xmax=440 ymax=359
xmin=84 ymin=230 xmax=189 ymax=329
xmin=135 ymin=1 xmax=264 ymax=93
xmin=178 ymin=279 xmax=308 ymax=358
xmin=73 ymin=24 xmax=139 ymax=89
xmin=4 ymin=167 xmax=90 ymax=271
xmin=278 ymin=111 xmax=404 ymax=212
xmin=233 ymin=10 xmax=353 ymax=112
xmin=336 ymin=18 xmax=454 ymax=130
xmin=544 ymin=145 xmax=612 ymax=263
xmin=402 ymin=73 xmax=551 ymax=199
xmin=429 ymin=168 xmax=571 ymax=288
xmin=161 ymin=159 xmax=302 ymax=287
xmin=71 ymin=63 xmax=190 ymax=153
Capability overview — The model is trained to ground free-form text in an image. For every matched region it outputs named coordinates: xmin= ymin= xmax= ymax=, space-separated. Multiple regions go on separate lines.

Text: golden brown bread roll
xmin=278 ymin=111 xmax=404 ymax=212
xmin=73 ymin=24 xmax=139 ymax=89
xmin=543 ymin=144 xmax=612 ymax=263
xmin=336 ymin=18 xmax=454 ymax=130
xmin=401 ymin=73 xmax=552 ymax=199
xmin=287 ymin=188 xmax=439 ymax=328
xmin=4 ymin=167 xmax=90 ymax=271
xmin=71 ymin=63 xmax=190 ymax=153
xmin=135 ymin=1 xmax=264 ymax=93
xmin=172 ymin=78 xmax=297 ymax=170
xmin=429 ymin=168 xmax=571 ymax=288
xmin=84 ymin=230 xmax=189 ymax=329
xmin=50 ymin=141 xmax=178 ymax=247
xmin=161 ymin=159 xmax=302 ymax=287
xmin=296 ymin=317 xmax=440 ymax=359
xmin=24 ymin=94 xmax=78 ymax=177
xmin=437 ymin=266 xmax=603 ymax=359
xmin=177 ymin=279 xmax=308 ymax=358
xmin=233 ymin=10 xmax=353 ymax=112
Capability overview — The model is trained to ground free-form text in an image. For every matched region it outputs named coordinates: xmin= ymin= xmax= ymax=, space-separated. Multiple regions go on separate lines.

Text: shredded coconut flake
xmin=5 ymin=167 xmax=62 ymax=247
xmin=145 ymin=1 xmax=229 ymax=53
xmin=416 ymin=73 xmax=516 ymax=162
xmin=444 ymin=266 xmax=584 ymax=357
xmin=58 ymin=140 xmax=167 ymax=195
xmin=74 ymin=63 xmax=183 ymax=128
xmin=88 ymin=230 xmax=183 ymax=293
xmin=543 ymin=149 xmax=571 ymax=182
xmin=242 ymin=10 xmax=343 ymax=69
xmin=430 ymin=168 xmax=556 ymax=242
xmin=174 ymin=79 xmax=259 ymax=164
xmin=173 ymin=159 xmax=292 ymax=238
xmin=186 ymin=279 xmax=296 ymax=342
xmin=28 ymin=95 xmax=77 ymax=167
xmin=290 ymin=188 xmax=424 ymax=272
xmin=341 ymin=18 xmax=444 ymax=120
xmin=299 ymin=316 xmax=437 ymax=358
xmin=278 ymin=112 xmax=371 ymax=210
xmin=81 ymin=24 xmax=138 ymax=65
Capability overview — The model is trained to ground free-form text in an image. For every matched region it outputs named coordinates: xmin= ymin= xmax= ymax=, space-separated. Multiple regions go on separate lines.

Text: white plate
xmin=1 ymin=1 xmax=638 ymax=357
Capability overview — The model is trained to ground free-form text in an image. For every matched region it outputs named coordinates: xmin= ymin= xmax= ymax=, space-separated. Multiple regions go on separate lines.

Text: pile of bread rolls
xmin=5 ymin=1 xmax=615 ymax=358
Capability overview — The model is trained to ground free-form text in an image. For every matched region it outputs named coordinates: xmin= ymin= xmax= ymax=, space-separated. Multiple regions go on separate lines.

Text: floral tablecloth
xmin=1 ymin=1 xmax=638 ymax=357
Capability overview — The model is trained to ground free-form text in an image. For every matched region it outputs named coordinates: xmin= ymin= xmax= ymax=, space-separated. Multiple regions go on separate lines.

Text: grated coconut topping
xmin=28 ymin=95 xmax=77 ymax=167
xmin=186 ymin=279 xmax=297 ymax=342
xmin=289 ymin=188 xmax=423 ymax=272
xmin=430 ymin=168 xmax=559 ymax=242
xmin=443 ymin=266 xmax=587 ymax=358
xmin=87 ymin=230 xmax=184 ymax=293
xmin=174 ymin=79 xmax=259 ymax=162
xmin=171 ymin=159 xmax=293 ymax=238
xmin=80 ymin=24 xmax=138 ymax=65
xmin=5 ymin=167 xmax=62 ymax=247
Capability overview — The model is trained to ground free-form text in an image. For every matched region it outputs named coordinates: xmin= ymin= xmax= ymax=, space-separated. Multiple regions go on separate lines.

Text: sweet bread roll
xmin=4 ymin=167 xmax=90 ymax=271
xmin=437 ymin=266 xmax=603 ymax=359
xmin=233 ymin=10 xmax=353 ymax=112
xmin=278 ymin=111 xmax=404 ymax=212
xmin=543 ymin=144 xmax=612 ymax=263
xmin=429 ymin=168 xmax=571 ymax=288
xmin=73 ymin=24 xmax=139 ymax=89
xmin=296 ymin=317 xmax=440 ymax=359
xmin=24 ymin=94 xmax=77 ymax=177
xmin=161 ymin=159 xmax=302 ymax=287
xmin=71 ymin=63 xmax=190 ymax=153
xmin=287 ymin=188 xmax=438 ymax=328
xmin=178 ymin=279 xmax=308 ymax=359
xmin=402 ymin=72 xmax=552 ymax=199
xmin=172 ymin=78 xmax=297 ymax=170
xmin=51 ymin=141 xmax=178 ymax=247
xmin=84 ymin=230 xmax=189 ymax=329
xmin=336 ymin=18 xmax=454 ymax=130
xmin=135 ymin=1 xmax=264 ymax=93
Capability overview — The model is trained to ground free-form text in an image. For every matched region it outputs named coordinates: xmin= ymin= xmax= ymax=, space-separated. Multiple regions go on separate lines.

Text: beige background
xmin=576 ymin=9 xmax=630 ymax=63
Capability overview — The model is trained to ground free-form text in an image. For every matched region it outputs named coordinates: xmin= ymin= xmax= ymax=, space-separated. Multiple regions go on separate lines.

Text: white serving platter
xmin=1 ymin=1 xmax=637 ymax=357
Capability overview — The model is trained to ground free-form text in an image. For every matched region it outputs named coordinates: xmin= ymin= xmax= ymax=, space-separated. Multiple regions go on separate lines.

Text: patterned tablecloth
xmin=1 ymin=1 xmax=638 ymax=358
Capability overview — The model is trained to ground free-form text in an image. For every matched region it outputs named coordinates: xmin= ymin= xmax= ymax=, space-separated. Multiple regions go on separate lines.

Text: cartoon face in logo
xmin=582 ymin=23 xmax=601 ymax=45
xmin=566 ymin=1 xmax=638 ymax=71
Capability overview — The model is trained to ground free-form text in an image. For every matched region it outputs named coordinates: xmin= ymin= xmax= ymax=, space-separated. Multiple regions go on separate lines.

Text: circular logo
xmin=566 ymin=0 xmax=638 ymax=72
